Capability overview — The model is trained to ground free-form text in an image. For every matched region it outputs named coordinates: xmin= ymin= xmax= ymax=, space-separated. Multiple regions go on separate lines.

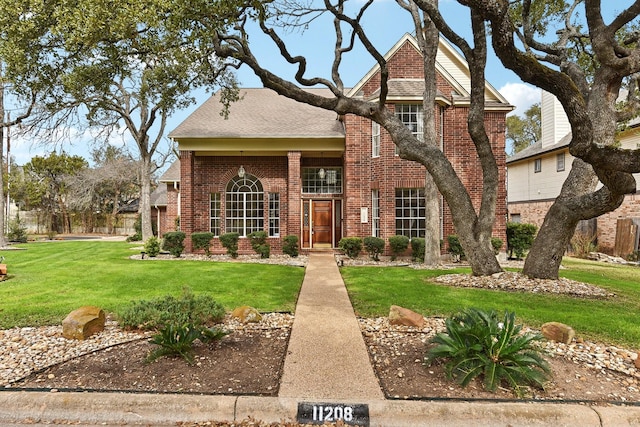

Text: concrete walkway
xmin=279 ymin=253 xmax=384 ymax=400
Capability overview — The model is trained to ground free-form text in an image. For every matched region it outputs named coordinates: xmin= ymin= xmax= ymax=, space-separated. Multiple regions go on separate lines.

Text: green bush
xmin=338 ymin=237 xmax=363 ymax=259
xmin=506 ymin=222 xmax=537 ymax=260
xmin=363 ymin=236 xmax=385 ymax=261
xmin=191 ymin=232 xmax=215 ymax=256
xmin=388 ymin=235 xmax=410 ymax=261
xmin=447 ymin=235 xmax=464 ymax=261
xmin=248 ymin=231 xmax=270 ymax=259
xmin=491 ymin=237 xmax=503 ymax=255
xmin=144 ymin=236 xmax=161 ymax=257
xmin=427 ymin=308 xmax=550 ymax=397
xmin=7 ymin=213 xmax=28 ymax=243
xmin=162 ymin=231 xmax=186 ymax=257
xmin=411 ymin=238 xmax=425 ymax=262
xmin=118 ymin=287 xmax=225 ymax=330
xmin=146 ymin=323 xmax=227 ymax=365
xmin=282 ymin=235 xmax=299 ymax=258
xmin=220 ymin=232 xmax=240 ymax=258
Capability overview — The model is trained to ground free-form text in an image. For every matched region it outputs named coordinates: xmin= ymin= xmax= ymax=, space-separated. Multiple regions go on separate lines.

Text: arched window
xmin=226 ymin=174 xmax=264 ymax=236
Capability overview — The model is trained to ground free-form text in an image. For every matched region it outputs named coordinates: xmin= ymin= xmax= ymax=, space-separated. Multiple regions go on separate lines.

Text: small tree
xmin=363 ymin=236 xmax=385 ymax=261
xmin=144 ymin=236 xmax=161 ymax=257
xmin=192 ymin=232 xmax=214 ymax=256
xmin=282 ymin=235 xmax=299 ymax=257
xmin=220 ymin=232 xmax=240 ymax=258
xmin=388 ymin=235 xmax=410 ymax=261
xmin=162 ymin=231 xmax=186 ymax=257
xmin=7 ymin=213 xmax=28 ymax=243
xmin=338 ymin=237 xmax=363 ymax=259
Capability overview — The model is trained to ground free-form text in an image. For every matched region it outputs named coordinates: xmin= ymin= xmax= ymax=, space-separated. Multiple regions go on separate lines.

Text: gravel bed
xmin=359 ymin=317 xmax=640 ymax=384
xmin=1 ymin=313 xmax=294 ymax=387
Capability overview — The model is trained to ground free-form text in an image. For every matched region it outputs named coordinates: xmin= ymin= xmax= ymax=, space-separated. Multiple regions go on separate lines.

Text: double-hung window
xmin=395 ymin=188 xmax=426 ymax=238
xmin=372 ymin=121 xmax=381 ymax=157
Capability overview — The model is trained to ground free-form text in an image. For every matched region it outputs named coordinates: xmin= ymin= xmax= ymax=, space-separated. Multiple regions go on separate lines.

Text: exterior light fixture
xmin=318 ymin=152 xmax=325 ymax=179
xmin=238 ymin=151 xmax=245 ymax=178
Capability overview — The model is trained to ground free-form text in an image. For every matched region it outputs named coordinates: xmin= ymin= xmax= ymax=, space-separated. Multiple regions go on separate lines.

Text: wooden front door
xmin=312 ymin=200 xmax=333 ymax=248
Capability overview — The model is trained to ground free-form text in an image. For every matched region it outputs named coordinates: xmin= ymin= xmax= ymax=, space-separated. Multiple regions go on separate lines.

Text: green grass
xmin=341 ymin=259 xmax=640 ymax=349
xmin=0 ymin=241 xmax=304 ymax=328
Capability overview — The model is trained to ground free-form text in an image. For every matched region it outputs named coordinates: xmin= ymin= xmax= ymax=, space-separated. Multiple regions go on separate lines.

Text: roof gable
xmin=347 ymin=33 xmax=510 ymax=106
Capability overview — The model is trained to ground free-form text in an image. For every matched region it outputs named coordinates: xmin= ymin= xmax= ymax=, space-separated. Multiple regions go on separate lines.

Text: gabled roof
xmin=347 ymin=33 xmax=512 ymax=109
xmin=507 ymin=133 xmax=571 ymax=164
xmin=150 ymin=185 xmax=167 ymax=207
xmin=168 ymin=88 xmax=345 ymax=140
xmin=159 ymin=160 xmax=180 ymax=183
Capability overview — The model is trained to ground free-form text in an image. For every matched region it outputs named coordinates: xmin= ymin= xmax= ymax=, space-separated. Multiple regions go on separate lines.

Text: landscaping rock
xmin=541 ymin=321 xmax=575 ymax=344
xmin=231 ymin=306 xmax=262 ymax=323
xmin=62 ymin=306 xmax=105 ymax=340
xmin=389 ymin=305 xmax=425 ymax=328
xmin=635 ymin=353 xmax=640 ymax=370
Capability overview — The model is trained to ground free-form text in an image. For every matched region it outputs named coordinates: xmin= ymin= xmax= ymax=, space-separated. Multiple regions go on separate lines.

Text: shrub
xmin=162 ymin=231 xmax=186 ymax=257
xmin=363 ymin=236 xmax=385 ymax=261
xmin=146 ymin=323 xmax=227 ymax=365
xmin=338 ymin=237 xmax=363 ymax=259
xmin=506 ymin=222 xmax=537 ymax=260
xmin=118 ymin=287 xmax=225 ymax=331
xmin=491 ymin=237 xmax=503 ymax=255
xmin=447 ymin=235 xmax=464 ymax=261
xmin=248 ymin=231 xmax=270 ymax=259
xmin=192 ymin=232 xmax=215 ymax=256
xmin=570 ymin=231 xmax=598 ymax=259
xmin=410 ymin=238 xmax=425 ymax=262
xmin=426 ymin=308 xmax=550 ymax=397
xmin=282 ymin=235 xmax=299 ymax=258
xmin=388 ymin=235 xmax=410 ymax=261
xmin=144 ymin=236 xmax=161 ymax=257
xmin=220 ymin=232 xmax=240 ymax=258
xmin=7 ymin=213 xmax=28 ymax=243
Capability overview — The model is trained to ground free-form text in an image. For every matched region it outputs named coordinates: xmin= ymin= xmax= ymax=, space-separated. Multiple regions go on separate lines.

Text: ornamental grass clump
xmin=426 ymin=308 xmax=550 ymax=397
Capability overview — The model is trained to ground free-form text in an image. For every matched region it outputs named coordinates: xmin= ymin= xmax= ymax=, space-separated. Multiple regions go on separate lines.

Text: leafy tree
xmin=506 ymin=103 xmax=541 ymax=154
xmin=23 ymin=152 xmax=87 ymax=234
xmin=0 ymin=0 xmax=239 ymax=241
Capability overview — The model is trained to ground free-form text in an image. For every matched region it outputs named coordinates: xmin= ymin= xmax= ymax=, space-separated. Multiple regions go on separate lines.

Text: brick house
xmin=507 ymin=91 xmax=640 ymax=256
xmin=167 ymin=33 xmax=511 ymax=255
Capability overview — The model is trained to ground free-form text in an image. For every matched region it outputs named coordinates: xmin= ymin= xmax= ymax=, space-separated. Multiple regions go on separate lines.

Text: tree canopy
xmin=506 ymin=103 xmax=541 ymax=154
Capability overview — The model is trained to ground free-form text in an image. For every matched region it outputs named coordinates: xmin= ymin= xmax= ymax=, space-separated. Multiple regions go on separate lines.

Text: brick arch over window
xmin=225 ymin=174 xmax=264 ymax=237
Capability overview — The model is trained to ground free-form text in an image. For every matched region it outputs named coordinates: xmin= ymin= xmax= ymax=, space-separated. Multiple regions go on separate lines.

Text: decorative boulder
xmin=62 ymin=306 xmax=105 ymax=340
xmin=635 ymin=354 xmax=640 ymax=370
xmin=232 ymin=306 xmax=262 ymax=323
xmin=541 ymin=321 xmax=575 ymax=344
xmin=389 ymin=305 xmax=425 ymax=328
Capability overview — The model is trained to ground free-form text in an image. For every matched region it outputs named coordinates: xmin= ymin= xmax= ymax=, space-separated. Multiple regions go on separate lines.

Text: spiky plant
xmin=426 ymin=308 xmax=550 ymax=397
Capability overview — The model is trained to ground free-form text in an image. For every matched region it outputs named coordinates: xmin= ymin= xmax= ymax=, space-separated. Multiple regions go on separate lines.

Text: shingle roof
xmin=150 ymin=185 xmax=167 ymax=207
xmin=366 ymin=79 xmax=448 ymax=100
xmin=507 ymin=133 xmax=571 ymax=164
xmin=168 ymin=88 xmax=345 ymax=140
xmin=159 ymin=160 xmax=180 ymax=183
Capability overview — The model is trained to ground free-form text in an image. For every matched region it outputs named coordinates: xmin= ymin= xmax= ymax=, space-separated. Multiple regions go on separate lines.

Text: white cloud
xmin=498 ymin=82 xmax=541 ymax=117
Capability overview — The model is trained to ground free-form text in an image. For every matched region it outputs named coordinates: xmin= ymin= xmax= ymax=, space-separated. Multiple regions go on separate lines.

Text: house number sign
xmin=296 ymin=402 xmax=369 ymax=426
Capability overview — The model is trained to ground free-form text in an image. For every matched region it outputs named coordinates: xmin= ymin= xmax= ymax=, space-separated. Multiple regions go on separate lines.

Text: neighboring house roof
xmin=168 ymin=88 xmax=345 ymax=140
xmin=150 ymin=185 xmax=167 ymax=208
xmin=507 ymin=133 xmax=571 ymax=164
xmin=159 ymin=160 xmax=180 ymax=183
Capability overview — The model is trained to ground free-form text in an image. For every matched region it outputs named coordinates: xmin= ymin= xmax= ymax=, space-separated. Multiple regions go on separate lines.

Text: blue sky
xmin=6 ymin=0 xmax=624 ymax=166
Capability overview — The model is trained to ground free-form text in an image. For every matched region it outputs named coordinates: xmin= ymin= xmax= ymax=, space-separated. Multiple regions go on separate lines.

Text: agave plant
xmin=146 ymin=323 xmax=227 ymax=365
xmin=426 ymin=308 xmax=550 ymax=396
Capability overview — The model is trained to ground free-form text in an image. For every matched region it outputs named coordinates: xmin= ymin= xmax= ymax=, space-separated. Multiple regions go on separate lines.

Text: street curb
xmin=2 ymin=391 xmax=640 ymax=426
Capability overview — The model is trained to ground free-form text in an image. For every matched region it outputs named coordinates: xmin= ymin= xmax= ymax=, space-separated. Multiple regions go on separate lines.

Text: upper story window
xmin=372 ymin=121 xmax=381 ymax=158
xmin=302 ymin=167 xmax=343 ymax=194
xmin=557 ymin=153 xmax=565 ymax=172
xmin=395 ymin=104 xmax=424 ymax=142
xmin=534 ymin=158 xmax=542 ymax=173
xmin=225 ymin=174 xmax=264 ymax=237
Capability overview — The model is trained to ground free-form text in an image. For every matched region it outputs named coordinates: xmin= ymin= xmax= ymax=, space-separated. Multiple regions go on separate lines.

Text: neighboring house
xmin=151 ymin=161 xmax=181 ymax=236
xmin=167 ymin=33 xmax=511 ymax=256
xmin=507 ymin=91 xmax=640 ymax=256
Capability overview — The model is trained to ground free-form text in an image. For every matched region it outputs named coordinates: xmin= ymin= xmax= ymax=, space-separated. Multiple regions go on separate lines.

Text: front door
xmin=312 ymin=200 xmax=333 ymax=248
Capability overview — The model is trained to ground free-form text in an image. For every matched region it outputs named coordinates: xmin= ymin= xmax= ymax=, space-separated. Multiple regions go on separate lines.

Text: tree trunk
xmin=423 ymin=173 xmax=441 ymax=265
xmin=0 ymin=85 xmax=7 ymax=248
xmin=139 ymin=156 xmax=154 ymax=241
xmin=523 ymin=159 xmax=626 ymax=279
